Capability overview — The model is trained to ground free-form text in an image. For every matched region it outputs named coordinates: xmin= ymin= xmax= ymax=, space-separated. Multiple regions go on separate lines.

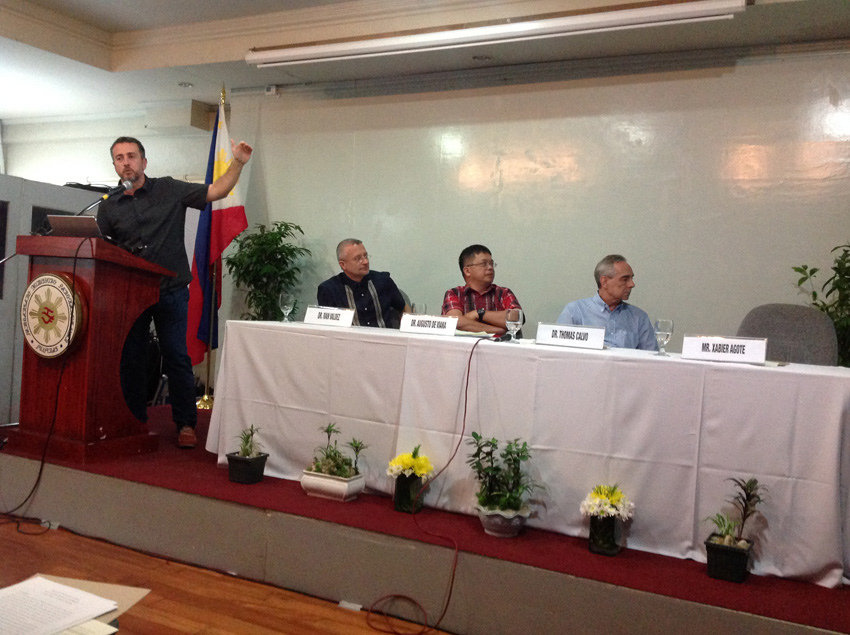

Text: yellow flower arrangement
xmin=580 ymin=484 xmax=635 ymax=521
xmin=386 ymin=444 xmax=434 ymax=480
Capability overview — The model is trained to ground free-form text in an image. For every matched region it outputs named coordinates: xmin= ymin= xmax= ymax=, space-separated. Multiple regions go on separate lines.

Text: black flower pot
xmin=226 ymin=452 xmax=268 ymax=484
xmin=588 ymin=515 xmax=621 ymax=556
xmin=393 ymin=473 xmax=428 ymax=513
xmin=705 ymin=533 xmax=752 ymax=582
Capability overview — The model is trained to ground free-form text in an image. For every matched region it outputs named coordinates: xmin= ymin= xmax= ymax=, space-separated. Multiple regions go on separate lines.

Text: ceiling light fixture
xmin=246 ymin=0 xmax=745 ymax=68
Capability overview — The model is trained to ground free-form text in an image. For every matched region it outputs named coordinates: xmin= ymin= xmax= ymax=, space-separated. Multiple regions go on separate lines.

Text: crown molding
xmin=0 ymin=0 xmax=111 ymax=68
xmin=108 ymin=0 xmax=631 ymax=70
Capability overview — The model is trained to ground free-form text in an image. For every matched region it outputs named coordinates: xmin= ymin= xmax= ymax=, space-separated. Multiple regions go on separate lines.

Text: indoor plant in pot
xmin=223 ymin=221 xmax=312 ymax=321
xmin=580 ymin=483 xmax=635 ymax=555
xmin=704 ymin=477 xmax=765 ymax=582
xmin=226 ymin=424 xmax=269 ymax=484
xmin=301 ymin=423 xmax=367 ymax=502
xmin=794 ymin=243 xmax=850 ymax=366
xmin=466 ymin=431 xmax=536 ymax=537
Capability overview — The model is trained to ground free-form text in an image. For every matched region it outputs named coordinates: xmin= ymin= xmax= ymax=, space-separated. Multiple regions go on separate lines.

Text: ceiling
xmin=1 ymin=0 xmax=849 ymax=124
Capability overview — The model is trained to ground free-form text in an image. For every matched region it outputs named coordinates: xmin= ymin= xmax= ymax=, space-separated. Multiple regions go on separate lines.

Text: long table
xmin=206 ymin=321 xmax=850 ymax=587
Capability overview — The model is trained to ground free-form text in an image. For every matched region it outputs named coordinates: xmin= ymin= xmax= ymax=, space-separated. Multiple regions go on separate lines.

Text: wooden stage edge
xmin=0 ymin=453 xmax=832 ymax=635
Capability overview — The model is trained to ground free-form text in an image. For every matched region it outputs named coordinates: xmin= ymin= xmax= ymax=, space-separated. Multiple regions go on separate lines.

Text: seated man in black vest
xmin=317 ymin=239 xmax=410 ymax=327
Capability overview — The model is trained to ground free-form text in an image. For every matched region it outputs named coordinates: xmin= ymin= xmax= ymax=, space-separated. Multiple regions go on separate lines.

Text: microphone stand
xmin=74 ymin=179 xmax=133 ymax=217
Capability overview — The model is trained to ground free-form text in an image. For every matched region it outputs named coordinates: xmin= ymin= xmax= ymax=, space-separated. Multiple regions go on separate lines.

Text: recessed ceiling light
xmin=472 ymin=55 xmax=491 ymax=62
xmin=178 ymin=82 xmax=194 ymax=88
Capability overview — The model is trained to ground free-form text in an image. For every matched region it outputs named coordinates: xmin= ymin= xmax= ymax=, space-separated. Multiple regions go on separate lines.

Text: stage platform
xmin=1 ymin=408 xmax=847 ymax=634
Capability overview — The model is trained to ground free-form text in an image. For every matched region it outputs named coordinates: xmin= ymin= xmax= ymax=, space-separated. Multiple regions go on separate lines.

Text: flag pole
xmin=196 ymin=86 xmax=228 ymax=411
xmin=196 ymin=259 xmax=217 ymax=410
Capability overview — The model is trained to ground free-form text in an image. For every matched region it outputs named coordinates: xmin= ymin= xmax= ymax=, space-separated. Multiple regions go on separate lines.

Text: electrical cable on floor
xmin=366 ymin=335 xmax=487 ymax=634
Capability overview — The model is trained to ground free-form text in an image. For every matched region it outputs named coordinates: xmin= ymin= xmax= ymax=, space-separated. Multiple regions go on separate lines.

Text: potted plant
xmin=226 ymin=425 xmax=268 ymax=484
xmin=793 ymin=243 xmax=850 ymax=366
xmin=223 ymin=221 xmax=312 ymax=321
xmin=301 ymin=423 xmax=367 ymax=502
xmin=579 ymin=484 xmax=634 ymax=556
xmin=387 ymin=444 xmax=435 ymax=514
xmin=704 ymin=477 xmax=765 ymax=582
xmin=466 ymin=432 xmax=536 ymax=537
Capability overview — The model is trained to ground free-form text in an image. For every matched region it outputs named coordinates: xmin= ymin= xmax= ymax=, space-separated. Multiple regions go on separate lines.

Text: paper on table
xmin=63 ymin=620 xmax=117 ymax=635
xmin=0 ymin=575 xmax=117 ymax=635
xmin=40 ymin=575 xmax=149 ymax=626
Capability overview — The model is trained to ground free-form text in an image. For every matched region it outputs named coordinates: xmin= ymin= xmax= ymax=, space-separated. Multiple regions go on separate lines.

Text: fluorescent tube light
xmin=246 ymin=0 xmax=746 ymax=68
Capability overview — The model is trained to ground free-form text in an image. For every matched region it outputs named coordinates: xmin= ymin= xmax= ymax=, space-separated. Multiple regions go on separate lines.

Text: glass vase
xmin=393 ymin=473 xmax=427 ymax=513
xmin=589 ymin=515 xmax=621 ymax=556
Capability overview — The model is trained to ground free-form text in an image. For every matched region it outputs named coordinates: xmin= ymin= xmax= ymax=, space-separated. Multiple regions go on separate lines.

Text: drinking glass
xmin=654 ymin=319 xmax=673 ymax=356
xmin=411 ymin=302 xmax=427 ymax=315
xmin=280 ymin=292 xmax=295 ymax=321
xmin=505 ymin=308 xmax=523 ymax=341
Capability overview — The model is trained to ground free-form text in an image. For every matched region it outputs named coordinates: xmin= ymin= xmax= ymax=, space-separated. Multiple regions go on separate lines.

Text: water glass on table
xmin=505 ymin=308 xmax=523 ymax=341
xmin=654 ymin=319 xmax=673 ymax=356
xmin=280 ymin=292 xmax=294 ymax=321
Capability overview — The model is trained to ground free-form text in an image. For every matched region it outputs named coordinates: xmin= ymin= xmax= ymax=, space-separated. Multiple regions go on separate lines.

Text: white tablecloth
xmin=207 ymin=321 xmax=850 ymax=587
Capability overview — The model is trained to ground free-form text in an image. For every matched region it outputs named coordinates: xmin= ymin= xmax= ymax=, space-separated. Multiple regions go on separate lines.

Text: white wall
xmin=5 ymin=47 xmax=850 ymax=358
xmin=0 ymin=175 xmax=102 ymax=423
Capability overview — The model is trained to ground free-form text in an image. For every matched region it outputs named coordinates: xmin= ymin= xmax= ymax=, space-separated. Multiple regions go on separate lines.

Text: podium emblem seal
xmin=20 ymin=273 xmax=85 ymax=358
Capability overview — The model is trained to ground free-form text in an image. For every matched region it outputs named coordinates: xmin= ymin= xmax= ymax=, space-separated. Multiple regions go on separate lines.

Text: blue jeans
xmin=121 ymin=287 xmax=196 ymax=430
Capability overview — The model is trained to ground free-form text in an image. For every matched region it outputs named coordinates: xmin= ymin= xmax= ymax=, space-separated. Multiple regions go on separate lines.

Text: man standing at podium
xmin=97 ymin=136 xmax=253 ymax=448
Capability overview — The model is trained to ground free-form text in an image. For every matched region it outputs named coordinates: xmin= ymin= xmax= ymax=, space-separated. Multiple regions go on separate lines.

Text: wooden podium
xmin=12 ymin=235 xmax=174 ymax=462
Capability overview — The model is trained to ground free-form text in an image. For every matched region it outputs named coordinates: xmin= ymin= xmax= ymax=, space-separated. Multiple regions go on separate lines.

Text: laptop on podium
xmin=47 ymin=215 xmax=103 ymax=238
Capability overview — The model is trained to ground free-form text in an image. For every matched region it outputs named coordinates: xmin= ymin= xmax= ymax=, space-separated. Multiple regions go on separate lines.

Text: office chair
xmin=737 ymin=303 xmax=838 ymax=366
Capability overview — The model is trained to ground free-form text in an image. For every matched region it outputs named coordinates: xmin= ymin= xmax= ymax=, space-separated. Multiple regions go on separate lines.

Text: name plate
xmin=681 ymin=335 xmax=766 ymax=364
xmin=536 ymin=323 xmax=605 ymax=349
xmin=304 ymin=305 xmax=355 ymax=327
xmin=400 ymin=313 xmax=458 ymax=336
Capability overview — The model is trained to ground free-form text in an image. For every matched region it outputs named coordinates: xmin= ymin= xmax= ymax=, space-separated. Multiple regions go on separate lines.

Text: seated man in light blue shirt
xmin=557 ymin=254 xmax=658 ymax=351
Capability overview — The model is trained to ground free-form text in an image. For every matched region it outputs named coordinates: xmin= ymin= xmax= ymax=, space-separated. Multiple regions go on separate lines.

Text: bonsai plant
xmin=223 ymin=221 xmax=311 ymax=321
xmin=793 ymin=243 xmax=850 ymax=366
xmin=226 ymin=424 xmax=269 ymax=484
xmin=466 ymin=431 xmax=536 ymax=537
xmin=301 ymin=423 xmax=368 ymax=502
xmin=579 ymin=484 xmax=635 ymax=556
xmin=704 ymin=477 xmax=765 ymax=582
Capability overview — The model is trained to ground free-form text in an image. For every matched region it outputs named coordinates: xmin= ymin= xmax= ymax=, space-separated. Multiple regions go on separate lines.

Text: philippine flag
xmin=186 ymin=102 xmax=248 ymax=365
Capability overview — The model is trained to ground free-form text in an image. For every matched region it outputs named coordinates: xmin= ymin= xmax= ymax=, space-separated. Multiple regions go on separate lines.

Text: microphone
xmin=75 ymin=180 xmax=133 ymax=216
xmin=104 ymin=179 xmax=134 ymax=198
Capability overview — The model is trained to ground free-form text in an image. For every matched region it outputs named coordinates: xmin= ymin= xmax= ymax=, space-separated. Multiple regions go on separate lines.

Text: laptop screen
xmin=47 ymin=215 xmax=103 ymax=238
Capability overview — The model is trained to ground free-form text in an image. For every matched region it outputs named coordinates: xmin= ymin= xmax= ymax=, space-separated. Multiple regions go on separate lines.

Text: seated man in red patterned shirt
xmin=441 ymin=244 xmax=523 ymax=336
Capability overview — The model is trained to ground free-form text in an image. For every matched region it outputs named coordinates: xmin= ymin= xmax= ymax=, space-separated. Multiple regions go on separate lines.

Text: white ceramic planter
xmin=475 ymin=504 xmax=531 ymax=538
xmin=301 ymin=470 xmax=365 ymax=502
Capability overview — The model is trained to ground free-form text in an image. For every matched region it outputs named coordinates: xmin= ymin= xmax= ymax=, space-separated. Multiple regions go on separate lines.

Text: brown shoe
xmin=177 ymin=426 xmax=197 ymax=449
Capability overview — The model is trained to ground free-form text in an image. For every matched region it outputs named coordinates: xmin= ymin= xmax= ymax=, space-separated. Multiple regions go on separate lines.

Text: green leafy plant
xmin=705 ymin=512 xmax=739 ymax=544
xmin=224 ymin=221 xmax=312 ymax=320
xmin=236 ymin=424 xmax=263 ymax=458
xmin=706 ymin=477 xmax=765 ymax=547
xmin=794 ymin=243 xmax=850 ymax=366
xmin=307 ymin=423 xmax=368 ymax=478
xmin=466 ymin=431 xmax=535 ymax=511
xmin=728 ymin=477 xmax=765 ymax=540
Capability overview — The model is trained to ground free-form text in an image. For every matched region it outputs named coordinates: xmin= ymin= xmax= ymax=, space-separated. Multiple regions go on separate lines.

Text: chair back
xmin=737 ymin=303 xmax=838 ymax=366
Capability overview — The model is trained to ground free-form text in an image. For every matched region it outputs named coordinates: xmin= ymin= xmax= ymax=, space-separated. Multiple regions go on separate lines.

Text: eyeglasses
xmin=466 ymin=260 xmax=496 ymax=269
